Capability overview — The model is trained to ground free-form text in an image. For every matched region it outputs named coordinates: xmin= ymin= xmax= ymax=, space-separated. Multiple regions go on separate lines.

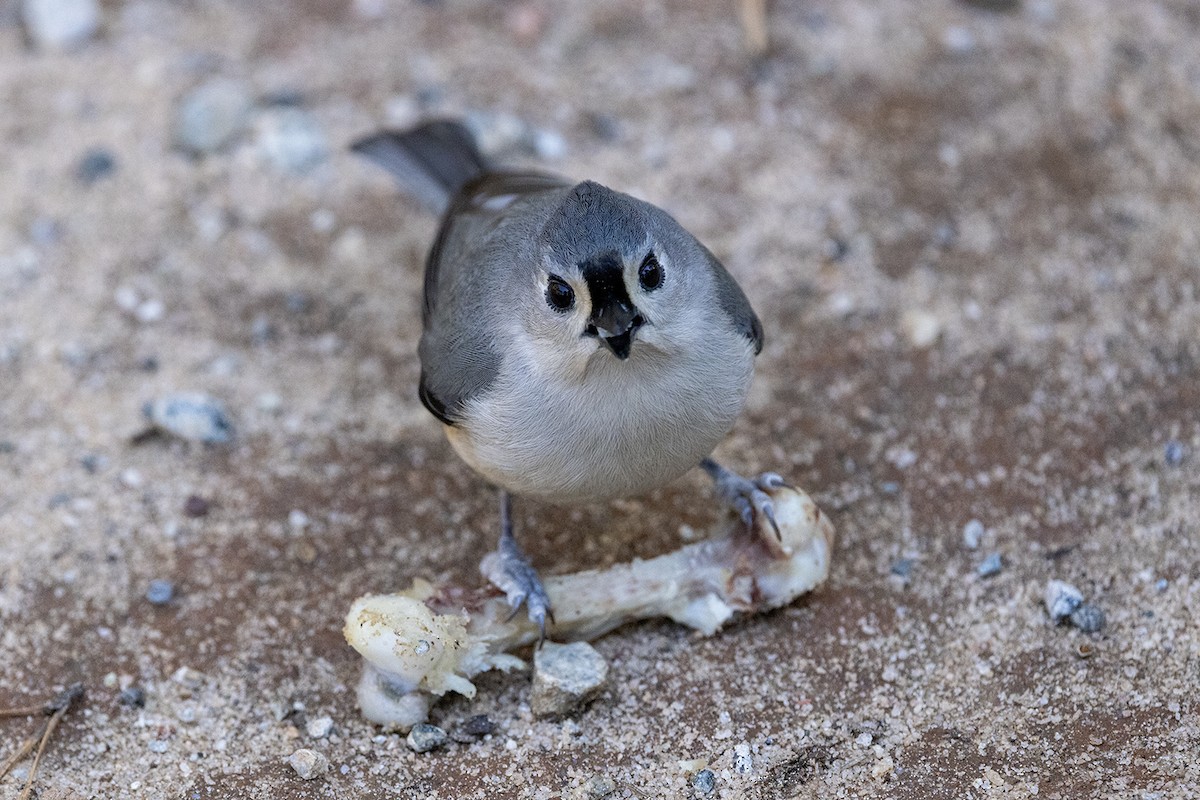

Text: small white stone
xmin=1044 ymin=579 xmax=1084 ymax=622
xmin=288 ymin=509 xmax=309 ymax=530
xmin=962 ymin=519 xmax=984 ymax=549
xmin=21 ymin=0 xmax=100 ymax=49
xmin=531 ymin=641 xmax=609 ymax=719
xmin=306 ymin=716 xmax=334 ymax=739
xmin=287 ymin=748 xmax=329 ymax=780
xmin=135 ymin=298 xmax=164 ymax=324
xmin=902 ymin=309 xmax=942 ymax=348
xmin=733 ymin=743 xmax=753 ymax=774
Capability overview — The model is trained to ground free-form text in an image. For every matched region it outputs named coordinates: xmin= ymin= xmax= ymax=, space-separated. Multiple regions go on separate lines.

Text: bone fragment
xmin=344 ymin=484 xmax=834 ymax=729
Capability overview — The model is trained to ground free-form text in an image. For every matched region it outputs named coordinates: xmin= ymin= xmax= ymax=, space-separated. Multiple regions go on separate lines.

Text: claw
xmin=700 ymin=458 xmax=789 ymax=541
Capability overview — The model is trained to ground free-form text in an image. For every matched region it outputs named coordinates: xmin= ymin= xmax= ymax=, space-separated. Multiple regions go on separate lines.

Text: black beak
xmin=587 ymin=302 xmax=644 ymax=360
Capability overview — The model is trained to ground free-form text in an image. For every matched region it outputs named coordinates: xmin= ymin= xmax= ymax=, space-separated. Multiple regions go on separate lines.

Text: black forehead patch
xmin=580 ymin=250 xmax=634 ymax=317
xmin=540 ymin=181 xmax=647 ymax=266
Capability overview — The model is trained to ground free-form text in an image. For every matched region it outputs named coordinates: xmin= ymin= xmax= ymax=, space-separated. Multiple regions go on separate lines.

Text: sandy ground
xmin=1 ymin=0 xmax=1198 ymax=798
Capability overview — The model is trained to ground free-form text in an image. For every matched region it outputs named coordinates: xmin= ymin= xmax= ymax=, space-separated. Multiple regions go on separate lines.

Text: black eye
xmin=545 ymin=275 xmax=575 ymax=312
xmin=638 ymin=252 xmax=663 ymax=291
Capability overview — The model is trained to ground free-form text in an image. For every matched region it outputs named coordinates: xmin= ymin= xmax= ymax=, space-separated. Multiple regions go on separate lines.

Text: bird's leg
xmin=700 ymin=458 xmax=791 ymax=540
xmin=481 ymin=490 xmax=553 ymax=641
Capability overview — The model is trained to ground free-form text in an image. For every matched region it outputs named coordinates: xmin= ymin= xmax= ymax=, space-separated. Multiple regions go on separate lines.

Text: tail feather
xmin=351 ymin=120 xmax=489 ymax=215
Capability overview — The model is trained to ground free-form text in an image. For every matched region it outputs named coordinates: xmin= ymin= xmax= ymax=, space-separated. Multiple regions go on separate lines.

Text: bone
xmin=344 ymin=484 xmax=835 ymax=729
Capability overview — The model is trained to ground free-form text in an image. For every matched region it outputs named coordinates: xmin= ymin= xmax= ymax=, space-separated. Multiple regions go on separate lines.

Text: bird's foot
xmin=701 ymin=458 xmax=792 ymax=541
xmin=481 ymin=532 xmax=553 ymax=643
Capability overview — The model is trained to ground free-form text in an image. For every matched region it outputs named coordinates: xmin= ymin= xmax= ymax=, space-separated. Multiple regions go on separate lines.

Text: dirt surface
xmin=1 ymin=0 xmax=1198 ymax=798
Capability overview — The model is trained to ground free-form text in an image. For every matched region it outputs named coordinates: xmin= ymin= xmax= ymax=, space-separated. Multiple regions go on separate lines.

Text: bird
xmin=352 ymin=119 xmax=787 ymax=638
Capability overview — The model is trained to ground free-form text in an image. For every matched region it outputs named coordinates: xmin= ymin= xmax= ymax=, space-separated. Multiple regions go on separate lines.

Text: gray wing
xmin=419 ymin=171 xmax=571 ymax=425
xmin=703 ymin=246 xmax=764 ymax=355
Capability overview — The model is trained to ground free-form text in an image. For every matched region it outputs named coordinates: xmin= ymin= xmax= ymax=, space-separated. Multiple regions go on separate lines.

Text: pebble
xmin=944 ymin=25 xmax=977 ymax=53
xmin=20 ymin=0 xmax=99 ymax=49
xmin=580 ymin=774 xmax=616 ymax=798
xmin=1155 ymin=578 xmax=1168 ymax=593
xmin=76 ymin=148 xmax=116 ymax=184
xmin=406 ymin=723 xmax=449 ymax=753
xmin=901 ymin=309 xmax=941 ymax=348
xmin=454 ymin=714 xmax=494 ymax=741
xmin=531 ymin=641 xmax=609 ymax=720
xmin=977 ymin=553 xmax=1003 ymax=578
xmin=692 ymin=769 xmax=716 ymax=795
xmin=890 ymin=558 xmax=914 ymax=579
xmin=306 ymin=715 xmax=334 ymax=739
xmin=962 ymin=519 xmax=984 ymax=549
xmin=117 ymin=686 xmax=145 ymax=708
xmin=145 ymin=579 xmax=175 ymax=605
xmin=172 ymin=666 xmax=205 ymax=690
xmin=1164 ymin=440 xmax=1185 ymax=466
xmin=733 ymin=743 xmax=753 ymax=774
xmin=29 ymin=216 xmax=63 ymax=246
xmin=183 ymin=495 xmax=210 ymax=517
xmin=143 ymin=393 xmax=234 ymax=444
xmin=1044 ymin=579 xmax=1084 ymax=622
xmin=1069 ymin=603 xmax=1105 ymax=633
xmin=256 ymin=108 xmax=328 ymax=173
xmin=286 ymin=748 xmax=329 ymax=779
xmin=464 ymin=110 xmax=564 ymax=160
xmin=174 ymin=79 xmax=253 ymax=155
xmin=148 ymin=739 xmax=169 ymax=753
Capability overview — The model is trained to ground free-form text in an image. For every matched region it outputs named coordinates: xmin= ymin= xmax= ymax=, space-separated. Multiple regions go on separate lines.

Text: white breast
xmin=446 ymin=335 xmax=756 ymax=503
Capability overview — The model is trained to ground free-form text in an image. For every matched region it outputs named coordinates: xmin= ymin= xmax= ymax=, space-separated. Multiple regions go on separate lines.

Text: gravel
xmin=144 ymin=579 xmax=175 ymax=605
xmin=692 ymin=769 xmax=716 ymax=795
xmin=286 ymin=748 xmax=329 ymax=779
xmin=962 ymin=519 xmax=984 ymax=549
xmin=256 ymin=108 xmax=328 ymax=173
xmin=143 ymin=393 xmax=234 ymax=444
xmin=20 ymin=0 xmax=99 ymax=49
xmin=976 ymin=553 xmax=1002 ymax=578
xmin=306 ymin=715 xmax=334 ymax=739
xmin=1044 ymin=579 xmax=1084 ymax=622
xmin=530 ymin=641 xmax=609 ymax=720
xmin=76 ymin=148 xmax=116 ymax=184
xmin=406 ymin=723 xmax=449 ymax=753
xmin=1069 ymin=604 xmax=1106 ymax=633
xmin=174 ymin=79 xmax=253 ymax=155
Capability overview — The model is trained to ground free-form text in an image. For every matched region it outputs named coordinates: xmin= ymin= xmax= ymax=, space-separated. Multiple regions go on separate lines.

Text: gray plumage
xmin=353 ymin=120 xmax=763 ymax=503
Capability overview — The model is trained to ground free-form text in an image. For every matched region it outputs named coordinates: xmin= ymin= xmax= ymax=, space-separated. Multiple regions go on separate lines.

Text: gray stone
xmin=531 ymin=640 xmax=608 ymax=720
xmin=286 ymin=748 xmax=328 ymax=779
xmin=174 ymin=79 xmax=252 ymax=155
xmin=962 ymin=519 xmax=984 ymax=549
xmin=256 ymin=108 xmax=328 ymax=173
xmin=692 ymin=769 xmax=716 ymax=795
xmin=1044 ymin=579 xmax=1084 ymax=622
xmin=144 ymin=393 xmax=233 ymax=443
xmin=977 ymin=553 xmax=1002 ymax=578
xmin=76 ymin=148 xmax=116 ymax=184
xmin=21 ymin=0 xmax=99 ymax=49
xmin=145 ymin=579 xmax=175 ymax=605
xmin=406 ymin=723 xmax=448 ymax=753
xmin=306 ymin=715 xmax=334 ymax=739
xmin=1069 ymin=603 xmax=1105 ymax=633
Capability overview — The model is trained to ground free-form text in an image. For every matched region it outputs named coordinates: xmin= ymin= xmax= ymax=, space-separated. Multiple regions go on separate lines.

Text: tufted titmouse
xmin=353 ymin=120 xmax=787 ymax=636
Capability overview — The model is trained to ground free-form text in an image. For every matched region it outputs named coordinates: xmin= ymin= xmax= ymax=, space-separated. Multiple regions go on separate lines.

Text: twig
xmin=0 ymin=706 xmax=44 ymax=720
xmin=0 ymin=683 xmax=84 ymax=799
xmin=0 ymin=732 xmax=41 ymax=780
